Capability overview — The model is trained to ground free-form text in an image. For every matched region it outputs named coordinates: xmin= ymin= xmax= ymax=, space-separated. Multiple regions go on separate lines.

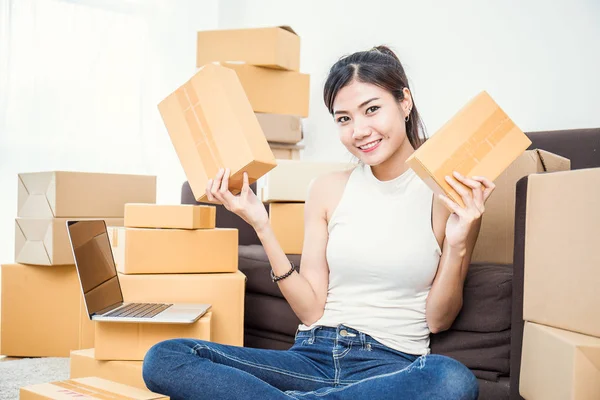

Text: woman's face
xmin=332 ymin=80 xmax=412 ymax=166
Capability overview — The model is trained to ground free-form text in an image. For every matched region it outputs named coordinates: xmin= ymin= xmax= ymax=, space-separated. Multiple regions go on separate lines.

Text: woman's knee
xmin=142 ymin=338 xmax=205 ymax=390
xmin=426 ymin=355 xmax=479 ymax=400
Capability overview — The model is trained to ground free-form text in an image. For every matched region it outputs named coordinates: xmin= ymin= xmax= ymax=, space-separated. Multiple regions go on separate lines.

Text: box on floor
xmin=71 ymin=349 xmax=145 ymax=390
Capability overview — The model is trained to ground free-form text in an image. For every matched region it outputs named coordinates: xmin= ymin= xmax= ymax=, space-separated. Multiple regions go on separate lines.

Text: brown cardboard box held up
xmin=523 ymin=168 xmax=600 ymax=338
xmin=520 ymin=322 xmax=600 ymax=400
xmin=158 ymin=63 xmax=276 ymax=203
xmin=270 ymin=203 xmax=305 ymax=254
xmin=197 ymin=26 xmax=300 ymax=71
xmin=15 ymin=218 xmax=123 ymax=266
xmin=125 ymin=203 xmax=216 ymax=229
xmin=20 ymin=377 xmax=167 ymax=400
xmin=0 ymin=264 xmax=94 ymax=357
xmin=406 ymin=91 xmax=532 ymax=208
xmin=17 ymin=171 xmax=156 ymax=218
xmin=109 ymin=227 xmax=238 ymax=274
xmin=223 ymin=64 xmax=310 ymax=117
xmin=471 ymin=149 xmax=569 ymax=264
xmin=70 ymin=349 xmax=145 ymax=390
xmin=258 ymin=160 xmax=356 ymax=203
xmin=256 ymin=113 xmax=303 ymax=144
xmin=270 ymin=142 xmax=304 ymax=160
xmin=95 ymin=312 xmax=211 ymax=361
xmin=119 ymin=271 xmax=245 ymax=346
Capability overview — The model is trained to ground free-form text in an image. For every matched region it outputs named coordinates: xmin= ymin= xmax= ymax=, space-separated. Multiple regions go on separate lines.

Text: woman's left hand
xmin=439 ymin=171 xmax=496 ymax=250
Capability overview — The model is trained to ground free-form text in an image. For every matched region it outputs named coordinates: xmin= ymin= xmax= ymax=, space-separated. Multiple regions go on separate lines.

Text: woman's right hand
xmin=206 ymin=168 xmax=269 ymax=232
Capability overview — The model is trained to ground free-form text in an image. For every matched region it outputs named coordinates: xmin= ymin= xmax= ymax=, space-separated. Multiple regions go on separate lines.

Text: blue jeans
xmin=142 ymin=324 xmax=479 ymax=399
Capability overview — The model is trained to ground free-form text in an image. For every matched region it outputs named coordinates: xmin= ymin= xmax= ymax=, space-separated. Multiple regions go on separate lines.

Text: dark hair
xmin=323 ymin=45 xmax=427 ymax=149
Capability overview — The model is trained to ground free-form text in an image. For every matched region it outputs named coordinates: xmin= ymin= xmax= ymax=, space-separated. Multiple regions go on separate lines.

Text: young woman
xmin=142 ymin=45 xmax=495 ymax=400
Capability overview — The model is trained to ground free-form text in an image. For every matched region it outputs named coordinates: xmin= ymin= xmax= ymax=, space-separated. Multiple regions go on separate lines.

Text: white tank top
xmin=298 ymin=163 xmax=442 ymax=355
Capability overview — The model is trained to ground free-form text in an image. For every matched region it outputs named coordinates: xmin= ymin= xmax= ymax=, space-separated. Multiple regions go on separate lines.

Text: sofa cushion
xmin=245 ymin=293 xmax=300 ymax=337
xmin=451 ymin=264 xmax=513 ymax=332
xmin=245 ymin=328 xmax=295 ymax=350
xmin=239 ymin=245 xmax=301 ymax=299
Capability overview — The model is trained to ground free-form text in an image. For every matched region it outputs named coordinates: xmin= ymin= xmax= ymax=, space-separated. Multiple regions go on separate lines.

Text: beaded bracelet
xmin=270 ymin=261 xmax=297 ymax=283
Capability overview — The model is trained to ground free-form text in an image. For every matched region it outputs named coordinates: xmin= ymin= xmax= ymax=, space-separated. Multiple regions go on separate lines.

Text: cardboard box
xmin=118 ymin=271 xmax=246 ymax=346
xmin=522 ymin=168 xmax=600 ymax=337
xmin=223 ymin=64 xmax=310 ymax=117
xmin=520 ymin=322 xmax=600 ymax=400
xmin=406 ymin=91 xmax=532 ymax=208
xmin=20 ymin=377 xmax=167 ymax=399
xmin=125 ymin=203 xmax=216 ymax=229
xmin=15 ymin=217 xmax=123 ymax=266
xmin=270 ymin=203 xmax=305 ymax=254
xmin=95 ymin=312 xmax=212 ymax=361
xmin=18 ymin=171 xmax=156 ymax=218
xmin=158 ymin=63 xmax=276 ymax=203
xmin=256 ymin=113 xmax=303 ymax=143
xmin=109 ymin=227 xmax=238 ymax=274
xmin=258 ymin=160 xmax=356 ymax=202
xmin=270 ymin=142 xmax=304 ymax=160
xmin=471 ymin=149 xmax=569 ymax=264
xmin=197 ymin=26 xmax=300 ymax=71
xmin=0 ymin=264 xmax=94 ymax=357
xmin=71 ymin=349 xmax=145 ymax=390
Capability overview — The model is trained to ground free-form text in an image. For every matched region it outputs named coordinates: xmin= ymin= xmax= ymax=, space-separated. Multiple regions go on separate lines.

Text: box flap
xmin=278 ymin=25 xmax=297 ymax=35
xmin=17 ymin=172 xmax=57 ymax=217
xmin=14 ymin=219 xmax=53 ymax=265
xmin=534 ymin=148 xmax=571 ymax=172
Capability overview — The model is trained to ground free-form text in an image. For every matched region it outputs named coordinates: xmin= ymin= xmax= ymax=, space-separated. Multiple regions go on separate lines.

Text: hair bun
xmin=372 ymin=45 xmax=401 ymax=63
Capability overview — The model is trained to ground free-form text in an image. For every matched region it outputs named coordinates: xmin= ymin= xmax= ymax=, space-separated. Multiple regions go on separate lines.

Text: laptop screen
xmin=67 ymin=220 xmax=124 ymax=317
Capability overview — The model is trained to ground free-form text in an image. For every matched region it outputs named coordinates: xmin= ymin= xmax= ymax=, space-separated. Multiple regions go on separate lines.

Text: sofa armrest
xmin=180 ymin=181 xmax=268 ymax=246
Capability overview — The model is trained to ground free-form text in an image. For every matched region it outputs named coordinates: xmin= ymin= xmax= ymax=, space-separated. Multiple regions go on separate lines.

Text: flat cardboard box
xmin=118 ymin=271 xmax=245 ymax=346
xmin=270 ymin=142 xmax=304 ymax=160
xmin=18 ymin=171 xmax=156 ymax=218
xmin=197 ymin=26 xmax=300 ymax=71
xmin=95 ymin=312 xmax=212 ymax=361
xmin=109 ymin=227 xmax=238 ymax=274
xmin=406 ymin=91 xmax=532 ymax=208
xmin=0 ymin=264 xmax=94 ymax=357
xmin=158 ymin=63 xmax=276 ymax=203
xmin=70 ymin=349 xmax=145 ymax=390
xmin=471 ymin=149 xmax=569 ymax=264
xmin=124 ymin=203 xmax=216 ymax=229
xmin=223 ymin=63 xmax=310 ymax=117
xmin=20 ymin=377 xmax=167 ymax=399
xmin=270 ymin=203 xmax=305 ymax=254
xmin=520 ymin=322 xmax=600 ymax=400
xmin=258 ymin=160 xmax=356 ymax=202
xmin=523 ymin=168 xmax=600 ymax=337
xmin=256 ymin=113 xmax=303 ymax=143
xmin=15 ymin=217 xmax=123 ymax=266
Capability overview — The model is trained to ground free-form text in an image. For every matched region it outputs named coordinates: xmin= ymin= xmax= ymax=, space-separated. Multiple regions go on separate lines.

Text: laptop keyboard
xmin=103 ymin=303 xmax=173 ymax=319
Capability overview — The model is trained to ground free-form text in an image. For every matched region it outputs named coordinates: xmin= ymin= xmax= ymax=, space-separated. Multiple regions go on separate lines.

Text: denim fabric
xmin=143 ymin=325 xmax=478 ymax=399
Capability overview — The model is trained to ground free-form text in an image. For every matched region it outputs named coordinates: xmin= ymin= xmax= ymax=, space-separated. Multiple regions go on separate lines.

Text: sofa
xmin=181 ymin=128 xmax=600 ymax=400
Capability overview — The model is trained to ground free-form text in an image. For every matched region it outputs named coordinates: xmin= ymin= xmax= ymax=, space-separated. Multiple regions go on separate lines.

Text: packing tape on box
xmin=53 ymin=380 xmax=129 ymax=399
xmin=176 ymin=82 xmax=224 ymax=180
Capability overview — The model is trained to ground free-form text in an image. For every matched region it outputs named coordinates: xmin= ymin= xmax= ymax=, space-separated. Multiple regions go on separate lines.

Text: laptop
xmin=66 ymin=219 xmax=211 ymax=324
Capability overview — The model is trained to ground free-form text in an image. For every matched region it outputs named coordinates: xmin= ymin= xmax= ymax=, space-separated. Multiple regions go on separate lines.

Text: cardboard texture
xmin=20 ymin=376 xmax=168 ymax=399
xmin=0 ymin=264 xmax=94 ymax=357
xmin=223 ymin=63 xmax=310 ymax=117
xmin=520 ymin=322 xmax=600 ymax=400
xmin=70 ymin=349 xmax=145 ymax=390
xmin=108 ymin=227 xmax=238 ymax=274
xmin=255 ymin=113 xmax=303 ymax=143
xmin=258 ymin=160 xmax=356 ymax=202
xmin=471 ymin=149 xmax=570 ymax=264
xmin=118 ymin=271 xmax=245 ymax=346
xmin=197 ymin=26 xmax=300 ymax=71
xmin=523 ymin=168 xmax=600 ymax=338
xmin=270 ymin=203 xmax=305 ymax=254
xmin=124 ymin=203 xmax=216 ymax=229
xmin=15 ymin=217 xmax=123 ymax=266
xmin=158 ymin=63 xmax=276 ymax=203
xmin=95 ymin=312 xmax=211 ymax=361
xmin=270 ymin=142 xmax=304 ymax=160
xmin=17 ymin=171 xmax=156 ymax=218
xmin=406 ymin=91 xmax=532 ymax=208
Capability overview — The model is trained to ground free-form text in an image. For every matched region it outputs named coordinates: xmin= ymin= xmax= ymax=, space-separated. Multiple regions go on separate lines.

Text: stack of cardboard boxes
xmin=196 ymin=26 xmax=308 ymax=160
xmin=1 ymin=171 xmax=155 ymax=357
